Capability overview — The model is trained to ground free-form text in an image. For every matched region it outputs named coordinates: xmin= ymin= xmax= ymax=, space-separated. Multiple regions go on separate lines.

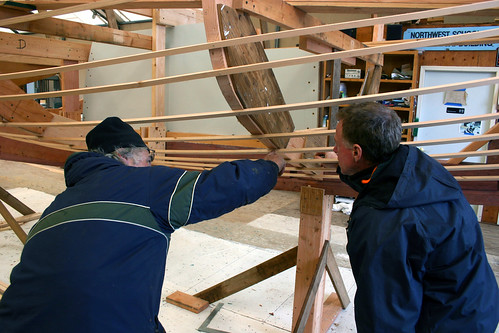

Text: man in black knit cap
xmin=0 ymin=117 xmax=285 ymax=333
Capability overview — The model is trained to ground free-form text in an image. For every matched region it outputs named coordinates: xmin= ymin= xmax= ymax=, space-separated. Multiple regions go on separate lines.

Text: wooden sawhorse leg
xmin=0 ymin=186 xmax=41 ymax=244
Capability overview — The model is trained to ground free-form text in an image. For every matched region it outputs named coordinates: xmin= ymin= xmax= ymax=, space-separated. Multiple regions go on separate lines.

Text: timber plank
xmin=9 ymin=0 xmax=203 ymax=11
xmin=193 ymin=246 xmax=298 ymax=304
xmin=0 ymin=212 xmax=42 ymax=230
xmin=286 ymin=0 xmax=499 ymax=16
xmin=165 ymin=291 xmax=209 ymax=313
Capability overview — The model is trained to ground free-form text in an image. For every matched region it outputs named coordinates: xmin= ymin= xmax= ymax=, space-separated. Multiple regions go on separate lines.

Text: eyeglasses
xmin=148 ymin=149 xmax=156 ymax=163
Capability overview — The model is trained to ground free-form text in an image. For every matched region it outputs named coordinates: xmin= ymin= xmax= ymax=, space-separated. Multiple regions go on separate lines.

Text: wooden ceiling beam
xmin=0 ymin=54 xmax=63 ymax=67
xmin=0 ymin=31 xmax=91 ymax=62
xmin=9 ymin=0 xmax=203 ymax=11
xmin=104 ymin=9 xmax=119 ymax=29
xmin=0 ymin=7 xmax=152 ymax=49
xmin=155 ymin=8 xmax=203 ymax=26
xmin=122 ymin=8 xmax=153 ymax=17
xmin=0 ymin=0 xmax=138 ymax=26
xmin=237 ymin=0 xmax=382 ymax=65
xmin=285 ymin=0 xmax=499 ymax=15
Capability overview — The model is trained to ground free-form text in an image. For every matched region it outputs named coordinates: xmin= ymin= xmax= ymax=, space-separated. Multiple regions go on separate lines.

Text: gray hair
xmin=337 ymin=102 xmax=402 ymax=163
xmin=90 ymin=146 xmax=150 ymax=165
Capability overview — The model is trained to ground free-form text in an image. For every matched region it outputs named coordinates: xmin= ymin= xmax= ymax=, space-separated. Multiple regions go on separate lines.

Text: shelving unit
xmin=320 ymin=50 xmax=419 ymax=141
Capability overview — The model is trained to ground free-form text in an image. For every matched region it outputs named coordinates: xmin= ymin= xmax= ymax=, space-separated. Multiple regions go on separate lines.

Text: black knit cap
xmin=86 ymin=117 xmax=147 ymax=153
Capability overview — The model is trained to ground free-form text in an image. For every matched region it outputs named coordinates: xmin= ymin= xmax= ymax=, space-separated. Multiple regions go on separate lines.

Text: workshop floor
xmin=0 ymin=159 xmax=497 ymax=332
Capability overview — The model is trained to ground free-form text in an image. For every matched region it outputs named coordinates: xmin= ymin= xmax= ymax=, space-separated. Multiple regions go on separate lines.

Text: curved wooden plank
xmin=203 ymin=1 xmax=274 ymax=146
xmin=202 ymin=1 xmax=294 ymax=149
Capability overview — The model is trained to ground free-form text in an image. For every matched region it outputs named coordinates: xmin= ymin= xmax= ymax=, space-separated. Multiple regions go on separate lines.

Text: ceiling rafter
xmin=0 ymin=6 xmax=152 ymax=49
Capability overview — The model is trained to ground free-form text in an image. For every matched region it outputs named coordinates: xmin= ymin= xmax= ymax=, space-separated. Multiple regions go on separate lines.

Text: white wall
xmin=83 ymin=34 xmax=153 ymax=122
xmin=84 ymin=23 xmax=319 ymax=134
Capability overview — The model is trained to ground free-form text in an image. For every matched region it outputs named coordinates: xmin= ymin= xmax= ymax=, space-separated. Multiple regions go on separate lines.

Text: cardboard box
xmin=344 ymin=69 xmax=361 ymax=79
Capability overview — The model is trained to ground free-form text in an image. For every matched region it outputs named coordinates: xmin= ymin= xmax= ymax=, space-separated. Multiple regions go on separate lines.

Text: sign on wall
xmin=403 ymin=26 xmax=499 ymax=51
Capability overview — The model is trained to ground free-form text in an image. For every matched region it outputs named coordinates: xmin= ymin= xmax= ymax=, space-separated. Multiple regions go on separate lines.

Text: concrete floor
xmin=0 ymin=159 xmax=498 ymax=332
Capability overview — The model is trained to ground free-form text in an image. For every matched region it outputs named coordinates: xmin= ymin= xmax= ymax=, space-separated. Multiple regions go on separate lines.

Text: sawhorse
xmin=166 ymin=186 xmax=350 ymax=333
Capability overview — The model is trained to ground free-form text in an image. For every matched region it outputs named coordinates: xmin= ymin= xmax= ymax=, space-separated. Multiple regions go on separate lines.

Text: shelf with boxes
xmin=320 ymin=50 xmax=419 ymax=141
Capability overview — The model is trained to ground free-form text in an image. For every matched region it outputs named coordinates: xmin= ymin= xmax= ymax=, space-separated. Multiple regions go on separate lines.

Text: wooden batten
xmin=164 ymin=131 xmax=267 ymax=148
xmin=151 ymin=9 xmax=166 ymax=127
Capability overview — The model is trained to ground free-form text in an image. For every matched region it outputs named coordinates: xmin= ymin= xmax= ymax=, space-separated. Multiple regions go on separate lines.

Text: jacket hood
xmin=64 ymin=152 xmax=122 ymax=187
xmin=341 ymin=145 xmax=462 ymax=210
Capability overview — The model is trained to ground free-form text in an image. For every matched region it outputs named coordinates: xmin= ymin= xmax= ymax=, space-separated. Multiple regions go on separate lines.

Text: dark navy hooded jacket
xmin=0 ymin=152 xmax=280 ymax=333
xmin=340 ymin=144 xmax=499 ymax=333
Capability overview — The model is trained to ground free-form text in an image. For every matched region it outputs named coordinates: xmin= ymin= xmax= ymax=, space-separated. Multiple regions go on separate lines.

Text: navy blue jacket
xmin=0 ymin=152 xmax=279 ymax=332
xmin=340 ymin=145 xmax=499 ymax=332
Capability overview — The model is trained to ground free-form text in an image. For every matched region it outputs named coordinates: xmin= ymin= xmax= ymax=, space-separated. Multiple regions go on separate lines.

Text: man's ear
xmin=352 ymin=144 xmax=363 ymax=162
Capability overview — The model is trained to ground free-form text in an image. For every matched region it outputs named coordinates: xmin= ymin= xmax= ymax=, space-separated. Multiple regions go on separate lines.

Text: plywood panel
xmin=420 ymin=50 xmax=497 ymax=67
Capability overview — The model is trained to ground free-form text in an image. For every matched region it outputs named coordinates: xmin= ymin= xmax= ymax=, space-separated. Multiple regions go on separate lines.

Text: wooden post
xmin=481 ymin=139 xmax=499 ymax=224
xmin=61 ymin=59 xmax=81 ymax=121
xmin=292 ymin=186 xmax=333 ymax=333
xmin=329 ymin=58 xmax=341 ymax=146
xmin=152 ymin=9 xmax=166 ymax=128
xmin=363 ymin=16 xmax=384 ymax=96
